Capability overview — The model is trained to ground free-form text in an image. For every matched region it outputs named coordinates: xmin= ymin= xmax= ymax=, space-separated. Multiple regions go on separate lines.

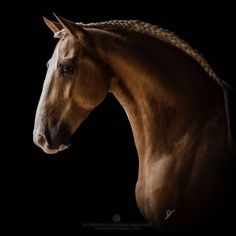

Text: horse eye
xmin=61 ymin=65 xmax=74 ymax=76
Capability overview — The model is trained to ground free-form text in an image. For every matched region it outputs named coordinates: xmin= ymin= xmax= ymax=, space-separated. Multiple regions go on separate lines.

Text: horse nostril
xmin=37 ymin=134 xmax=47 ymax=147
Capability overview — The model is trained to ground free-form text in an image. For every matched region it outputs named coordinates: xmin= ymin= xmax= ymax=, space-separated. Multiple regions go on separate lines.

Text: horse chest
xmin=135 ymin=155 xmax=180 ymax=224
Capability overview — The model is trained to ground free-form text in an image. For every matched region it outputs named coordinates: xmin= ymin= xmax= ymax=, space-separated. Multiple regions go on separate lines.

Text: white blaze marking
xmin=33 ymin=45 xmax=59 ymax=138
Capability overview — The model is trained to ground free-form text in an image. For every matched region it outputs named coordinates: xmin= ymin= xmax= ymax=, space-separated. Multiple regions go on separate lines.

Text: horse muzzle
xmin=33 ymin=132 xmax=70 ymax=154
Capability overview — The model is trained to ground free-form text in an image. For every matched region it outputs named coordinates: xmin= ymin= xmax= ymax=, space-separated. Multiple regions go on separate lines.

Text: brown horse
xmin=33 ymin=15 xmax=235 ymax=231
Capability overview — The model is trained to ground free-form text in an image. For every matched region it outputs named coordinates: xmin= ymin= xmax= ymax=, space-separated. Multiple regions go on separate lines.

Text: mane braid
xmin=77 ymin=20 xmax=229 ymax=89
xmin=76 ymin=20 xmax=233 ymax=148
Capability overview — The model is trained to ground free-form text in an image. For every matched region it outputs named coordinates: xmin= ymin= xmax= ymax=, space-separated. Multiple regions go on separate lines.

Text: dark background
xmin=4 ymin=1 xmax=235 ymax=234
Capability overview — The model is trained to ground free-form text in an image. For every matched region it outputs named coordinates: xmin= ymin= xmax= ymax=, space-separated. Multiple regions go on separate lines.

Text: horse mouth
xmin=41 ymin=143 xmax=70 ymax=154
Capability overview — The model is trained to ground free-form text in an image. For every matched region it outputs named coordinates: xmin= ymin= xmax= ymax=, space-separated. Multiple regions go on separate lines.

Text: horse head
xmin=33 ymin=15 xmax=111 ymax=153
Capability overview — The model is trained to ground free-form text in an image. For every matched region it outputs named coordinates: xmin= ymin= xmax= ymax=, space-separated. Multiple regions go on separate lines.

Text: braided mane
xmin=77 ymin=20 xmax=229 ymax=89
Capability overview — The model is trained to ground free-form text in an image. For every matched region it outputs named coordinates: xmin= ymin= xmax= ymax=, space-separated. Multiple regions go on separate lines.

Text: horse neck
xmin=93 ymin=29 xmax=228 ymax=164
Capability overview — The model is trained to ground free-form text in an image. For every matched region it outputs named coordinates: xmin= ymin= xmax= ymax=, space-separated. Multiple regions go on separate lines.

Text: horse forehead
xmin=58 ymin=37 xmax=78 ymax=58
xmin=48 ymin=45 xmax=59 ymax=66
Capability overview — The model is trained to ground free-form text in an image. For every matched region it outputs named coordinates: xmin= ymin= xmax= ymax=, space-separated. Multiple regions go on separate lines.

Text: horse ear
xmin=43 ymin=16 xmax=63 ymax=33
xmin=53 ymin=13 xmax=87 ymax=43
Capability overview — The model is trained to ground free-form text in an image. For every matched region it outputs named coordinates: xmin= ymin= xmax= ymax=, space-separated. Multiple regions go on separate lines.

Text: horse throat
xmin=111 ymin=77 xmax=175 ymax=159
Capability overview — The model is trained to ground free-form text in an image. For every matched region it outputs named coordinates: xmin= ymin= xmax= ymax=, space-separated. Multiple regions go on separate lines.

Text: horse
xmin=33 ymin=15 xmax=235 ymax=231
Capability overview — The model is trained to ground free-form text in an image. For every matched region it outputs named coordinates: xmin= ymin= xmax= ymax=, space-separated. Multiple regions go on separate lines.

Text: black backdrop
xmin=4 ymin=1 xmax=236 ymax=234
